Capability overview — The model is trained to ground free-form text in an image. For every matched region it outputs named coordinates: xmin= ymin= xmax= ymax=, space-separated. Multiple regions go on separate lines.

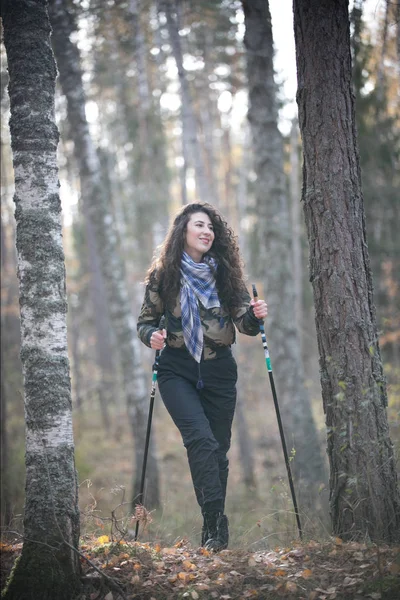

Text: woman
xmin=137 ymin=202 xmax=267 ymax=551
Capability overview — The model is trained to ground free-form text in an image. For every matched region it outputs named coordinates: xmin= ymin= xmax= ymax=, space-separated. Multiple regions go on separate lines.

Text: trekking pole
xmin=252 ymin=285 xmax=303 ymax=540
xmin=134 ymin=315 xmax=165 ymax=542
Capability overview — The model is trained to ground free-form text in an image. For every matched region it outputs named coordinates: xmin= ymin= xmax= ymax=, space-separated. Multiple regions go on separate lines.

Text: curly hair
xmin=146 ymin=202 xmax=246 ymax=310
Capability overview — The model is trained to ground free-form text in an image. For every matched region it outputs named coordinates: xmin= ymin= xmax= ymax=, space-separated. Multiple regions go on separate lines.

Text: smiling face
xmin=183 ymin=211 xmax=215 ymax=262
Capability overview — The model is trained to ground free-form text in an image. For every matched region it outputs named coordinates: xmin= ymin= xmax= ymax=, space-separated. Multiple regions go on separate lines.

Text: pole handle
xmin=251 ymin=283 xmax=264 ymax=324
xmin=158 ymin=315 xmax=166 ymax=332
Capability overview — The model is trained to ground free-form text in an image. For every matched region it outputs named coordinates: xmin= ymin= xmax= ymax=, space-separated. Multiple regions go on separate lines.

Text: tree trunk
xmin=68 ymin=292 xmax=83 ymax=411
xmin=243 ymin=0 xmax=327 ymax=494
xmin=235 ymin=398 xmax=257 ymax=489
xmin=84 ymin=214 xmax=114 ymax=430
xmin=1 ymin=1 xmax=81 ymax=598
xmin=160 ymin=0 xmax=216 ymax=204
xmin=397 ymin=0 xmax=400 ymax=68
xmin=48 ymin=0 xmax=160 ymax=509
xmin=127 ymin=0 xmax=170 ymax=262
xmin=0 ymin=340 xmax=12 ymax=527
xmin=293 ymin=0 xmax=400 ymax=542
xmin=375 ymin=0 xmax=389 ymax=111
xmin=289 ymin=118 xmax=303 ymax=344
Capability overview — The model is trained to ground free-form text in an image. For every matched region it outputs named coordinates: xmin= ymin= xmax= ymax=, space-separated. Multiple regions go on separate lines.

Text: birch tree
xmin=242 ymin=0 xmax=326 ymax=491
xmin=48 ymin=0 xmax=160 ymax=508
xmin=1 ymin=0 xmax=81 ymax=597
xmin=159 ymin=0 xmax=216 ymax=205
xmin=127 ymin=0 xmax=170 ymax=262
xmin=293 ymin=0 xmax=400 ymax=542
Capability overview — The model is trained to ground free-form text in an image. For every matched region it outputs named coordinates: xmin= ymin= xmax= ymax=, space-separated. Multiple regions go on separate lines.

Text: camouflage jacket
xmin=137 ymin=272 xmax=260 ymax=360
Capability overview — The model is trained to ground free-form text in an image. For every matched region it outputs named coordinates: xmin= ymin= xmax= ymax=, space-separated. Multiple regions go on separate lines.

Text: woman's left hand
xmin=250 ymin=299 xmax=268 ymax=320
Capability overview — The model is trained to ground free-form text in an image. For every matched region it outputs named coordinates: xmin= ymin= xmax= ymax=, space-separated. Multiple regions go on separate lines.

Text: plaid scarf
xmin=180 ymin=251 xmax=220 ymax=363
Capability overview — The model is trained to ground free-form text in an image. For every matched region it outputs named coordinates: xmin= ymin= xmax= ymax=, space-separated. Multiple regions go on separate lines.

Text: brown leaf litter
xmin=1 ymin=538 xmax=399 ymax=599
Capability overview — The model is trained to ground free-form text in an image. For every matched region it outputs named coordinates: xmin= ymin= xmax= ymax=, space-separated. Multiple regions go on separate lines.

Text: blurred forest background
xmin=1 ymin=0 xmax=399 ymax=549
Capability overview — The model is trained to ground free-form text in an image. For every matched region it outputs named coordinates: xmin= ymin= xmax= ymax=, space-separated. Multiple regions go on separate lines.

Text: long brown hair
xmin=146 ymin=203 xmax=246 ymax=309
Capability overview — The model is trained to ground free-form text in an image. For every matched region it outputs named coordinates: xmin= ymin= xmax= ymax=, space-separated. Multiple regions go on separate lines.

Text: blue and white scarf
xmin=180 ymin=251 xmax=220 ymax=363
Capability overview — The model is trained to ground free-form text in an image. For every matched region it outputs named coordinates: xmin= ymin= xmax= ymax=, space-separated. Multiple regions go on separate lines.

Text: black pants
xmin=158 ymin=346 xmax=237 ymax=515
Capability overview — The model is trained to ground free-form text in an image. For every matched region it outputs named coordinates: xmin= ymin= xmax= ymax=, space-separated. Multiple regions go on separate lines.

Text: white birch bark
xmin=127 ymin=0 xmax=170 ymax=261
xmin=2 ymin=1 xmax=80 ymax=597
xmin=160 ymin=0 xmax=216 ymax=204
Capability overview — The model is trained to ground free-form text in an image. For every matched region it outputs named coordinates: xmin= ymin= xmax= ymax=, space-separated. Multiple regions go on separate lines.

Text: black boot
xmin=203 ymin=512 xmax=229 ymax=552
xmin=201 ymin=517 xmax=208 ymax=547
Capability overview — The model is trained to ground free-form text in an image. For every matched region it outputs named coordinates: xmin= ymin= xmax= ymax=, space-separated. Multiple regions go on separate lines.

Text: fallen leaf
xmin=343 ymin=577 xmax=359 ymax=586
xmin=178 ymin=571 xmax=188 ymax=581
xmin=167 ymin=575 xmax=177 ymax=583
xmin=131 ymin=575 xmax=140 ymax=584
xmin=248 ymin=556 xmax=257 ymax=567
xmin=195 ymin=583 xmax=210 ymax=590
xmin=96 ymin=535 xmax=109 ymax=545
xmin=288 ymin=548 xmax=305 ymax=558
xmin=104 ymin=593 xmax=113 ymax=600
xmin=309 ymin=592 xmax=318 ymax=600
xmin=301 ymin=569 xmax=313 ymax=578
xmin=274 ymin=569 xmax=287 ymax=576
xmin=389 ymin=562 xmax=400 ymax=575
xmin=286 ymin=581 xmax=297 ymax=592
xmin=191 ymin=592 xmax=199 ymax=600
xmin=154 ymin=543 xmax=161 ymax=553
xmin=334 ymin=537 xmax=343 ymax=545
xmin=162 ymin=547 xmax=178 ymax=555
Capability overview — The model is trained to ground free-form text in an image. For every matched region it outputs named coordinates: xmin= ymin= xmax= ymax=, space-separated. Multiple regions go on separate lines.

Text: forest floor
xmin=1 ymin=536 xmax=399 ymax=600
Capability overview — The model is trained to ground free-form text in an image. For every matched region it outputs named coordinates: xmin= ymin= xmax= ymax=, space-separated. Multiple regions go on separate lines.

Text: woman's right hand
xmin=150 ymin=329 xmax=166 ymax=350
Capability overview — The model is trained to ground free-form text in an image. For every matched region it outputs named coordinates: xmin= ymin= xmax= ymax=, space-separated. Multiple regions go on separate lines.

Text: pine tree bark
xmin=1 ymin=1 xmax=81 ymax=597
xmin=242 ymin=0 xmax=326 ymax=492
xmin=48 ymin=0 xmax=160 ymax=509
xmin=290 ymin=119 xmax=303 ymax=343
xmin=293 ymin=0 xmax=400 ymax=542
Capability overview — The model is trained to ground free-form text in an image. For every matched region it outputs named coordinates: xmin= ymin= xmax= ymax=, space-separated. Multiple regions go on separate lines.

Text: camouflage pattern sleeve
xmin=137 ymin=271 xmax=164 ymax=348
xmin=230 ymin=283 xmax=260 ymax=336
